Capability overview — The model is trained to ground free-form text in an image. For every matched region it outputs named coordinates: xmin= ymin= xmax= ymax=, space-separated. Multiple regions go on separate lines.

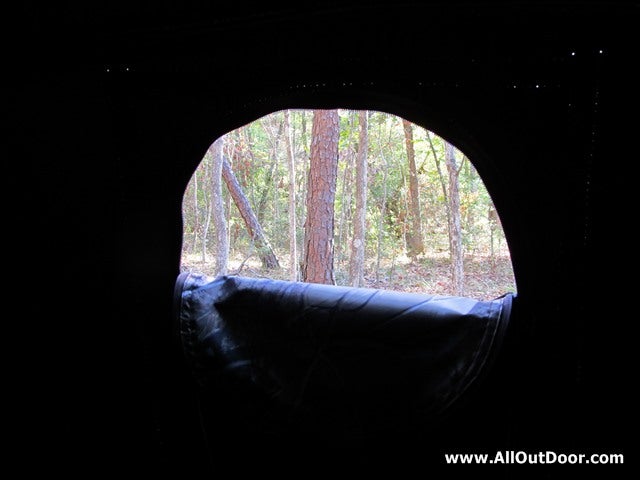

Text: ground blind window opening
xmin=180 ymin=109 xmax=516 ymax=300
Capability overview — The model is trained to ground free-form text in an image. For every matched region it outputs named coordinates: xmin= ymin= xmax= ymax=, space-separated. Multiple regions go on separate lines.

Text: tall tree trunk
xmin=201 ymin=160 xmax=212 ymax=263
xmin=335 ymin=146 xmax=353 ymax=269
xmin=302 ymin=109 xmax=339 ymax=284
xmin=349 ymin=111 xmax=368 ymax=287
xmin=210 ymin=138 xmax=229 ymax=276
xmin=463 ymin=157 xmax=477 ymax=252
xmin=375 ymin=120 xmax=390 ymax=284
xmin=191 ymin=169 xmax=199 ymax=255
xmin=298 ymin=111 xmax=311 ymax=252
xmin=488 ymin=206 xmax=499 ymax=270
xmin=445 ymin=141 xmax=464 ymax=295
xmin=336 ymin=112 xmax=358 ymax=266
xmin=402 ymin=119 xmax=424 ymax=257
xmin=399 ymin=167 xmax=409 ymax=254
xmin=427 ymin=130 xmax=450 ymax=226
xmin=284 ymin=109 xmax=298 ymax=280
xmin=222 ymin=158 xmax=280 ymax=270
xmin=242 ymin=127 xmax=257 ymax=207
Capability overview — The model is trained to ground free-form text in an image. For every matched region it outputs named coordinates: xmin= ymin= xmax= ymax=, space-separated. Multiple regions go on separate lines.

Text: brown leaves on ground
xmin=181 ymin=252 xmax=516 ymax=301
xmin=365 ymin=254 xmax=516 ymax=300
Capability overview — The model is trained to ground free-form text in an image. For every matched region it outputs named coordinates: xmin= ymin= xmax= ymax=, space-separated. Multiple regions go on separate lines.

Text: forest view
xmin=180 ymin=109 xmax=516 ymax=300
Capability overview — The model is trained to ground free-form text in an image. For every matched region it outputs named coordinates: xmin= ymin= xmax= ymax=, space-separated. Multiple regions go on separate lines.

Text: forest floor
xmin=181 ymin=251 xmax=516 ymax=301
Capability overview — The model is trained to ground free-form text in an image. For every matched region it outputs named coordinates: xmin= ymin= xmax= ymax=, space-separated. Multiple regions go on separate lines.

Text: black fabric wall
xmin=15 ymin=2 xmax=634 ymax=477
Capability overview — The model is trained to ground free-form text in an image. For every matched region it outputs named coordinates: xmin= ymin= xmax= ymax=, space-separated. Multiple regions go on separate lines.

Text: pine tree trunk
xmin=210 ymin=138 xmax=229 ymax=276
xmin=445 ymin=141 xmax=464 ymax=295
xmin=302 ymin=110 xmax=339 ymax=284
xmin=222 ymin=158 xmax=280 ymax=270
xmin=403 ymin=119 xmax=424 ymax=257
xmin=349 ymin=111 xmax=368 ymax=287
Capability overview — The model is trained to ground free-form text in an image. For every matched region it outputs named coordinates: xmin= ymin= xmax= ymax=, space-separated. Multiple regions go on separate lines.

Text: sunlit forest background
xmin=181 ymin=109 xmax=516 ymax=300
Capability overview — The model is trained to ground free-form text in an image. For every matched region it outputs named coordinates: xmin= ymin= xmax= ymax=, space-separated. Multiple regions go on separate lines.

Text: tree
xmin=200 ymin=159 xmax=212 ymax=263
xmin=426 ymin=130 xmax=453 ymax=260
xmin=256 ymin=117 xmax=283 ymax=224
xmin=375 ymin=121 xmax=390 ymax=283
xmin=302 ymin=110 xmax=339 ymax=284
xmin=190 ymin=169 xmax=200 ymax=255
xmin=445 ymin=141 xmax=464 ymax=295
xmin=210 ymin=138 xmax=229 ymax=276
xmin=335 ymin=145 xmax=354 ymax=268
xmin=284 ymin=109 xmax=298 ymax=280
xmin=488 ymin=205 xmax=499 ymax=269
xmin=335 ymin=111 xmax=357 ymax=270
xmin=349 ymin=111 xmax=368 ymax=287
xmin=402 ymin=119 xmax=424 ymax=256
xmin=222 ymin=157 xmax=280 ymax=269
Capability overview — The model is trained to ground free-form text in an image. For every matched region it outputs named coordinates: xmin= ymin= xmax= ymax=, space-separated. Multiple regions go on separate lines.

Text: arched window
xmin=181 ymin=109 xmax=515 ymax=300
